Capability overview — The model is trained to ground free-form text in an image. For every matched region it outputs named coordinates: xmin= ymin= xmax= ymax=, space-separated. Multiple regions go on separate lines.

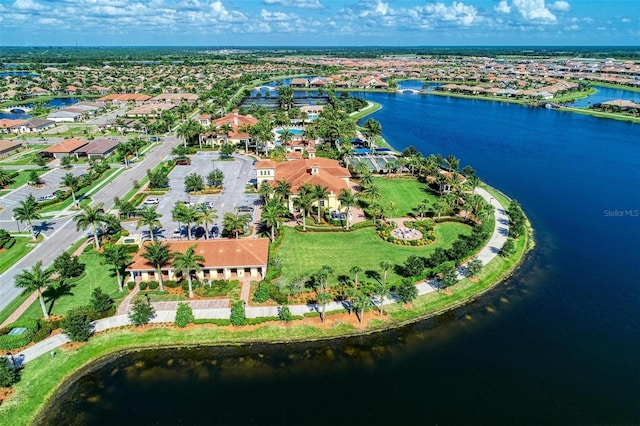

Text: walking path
xmin=15 ymin=187 xmax=509 ymax=364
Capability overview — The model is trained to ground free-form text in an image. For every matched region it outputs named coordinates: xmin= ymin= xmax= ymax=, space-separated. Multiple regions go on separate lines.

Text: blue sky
xmin=0 ymin=0 xmax=638 ymax=46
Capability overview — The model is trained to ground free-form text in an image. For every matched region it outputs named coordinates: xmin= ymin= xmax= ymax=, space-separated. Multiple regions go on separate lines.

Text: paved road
xmin=0 ymin=137 xmax=180 ymax=313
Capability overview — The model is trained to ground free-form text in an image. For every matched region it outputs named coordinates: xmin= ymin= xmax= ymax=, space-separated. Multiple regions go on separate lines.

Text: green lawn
xmin=278 ymin=223 xmax=471 ymax=285
xmin=18 ymin=249 xmax=128 ymax=321
xmin=370 ymin=176 xmax=439 ymax=216
xmin=6 ymin=169 xmax=48 ymax=189
xmin=0 ymin=235 xmax=41 ymax=274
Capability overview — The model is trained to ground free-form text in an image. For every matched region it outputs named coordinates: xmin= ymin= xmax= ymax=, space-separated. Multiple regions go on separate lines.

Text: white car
xmin=143 ymin=197 xmax=160 ymax=205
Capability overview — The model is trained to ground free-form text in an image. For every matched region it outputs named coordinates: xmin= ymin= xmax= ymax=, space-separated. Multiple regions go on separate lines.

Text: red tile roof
xmin=42 ymin=138 xmax=88 ymax=153
xmin=126 ymin=239 xmax=270 ymax=272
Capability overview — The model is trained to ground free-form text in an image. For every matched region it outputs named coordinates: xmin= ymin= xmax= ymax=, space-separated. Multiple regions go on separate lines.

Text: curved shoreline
xmin=1 ymin=103 xmax=533 ymax=424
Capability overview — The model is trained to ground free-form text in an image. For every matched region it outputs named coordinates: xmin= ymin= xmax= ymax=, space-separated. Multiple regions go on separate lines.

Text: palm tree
xmin=116 ymin=140 xmax=134 ymax=167
xmin=374 ymin=282 xmax=391 ymax=314
xmin=195 ymin=205 xmax=218 ymax=239
xmin=258 ymin=181 xmax=274 ymax=201
xmin=338 ymin=189 xmax=356 ymax=230
xmin=352 ymin=292 xmax=370 ymax=324
xmin=316 ymin=291 xmax=332 ymax=323
xmin=350 ymin=265 xmax=362 ymax=290
xmin=279 ymin=127 xmax=293 ymax=152
xmin=362 ymin=183 xmax=382 ymax=202
xmin=261 ymin=199 xmax=287 ymax=241
xmin=444 ymin=154 xmax=460 ymax=173
xmin=218 ymin=123 xmax=233 ymax=146
xmin=62 ymin=172 xmax=81 ymax=208
xmin=137 ymin=206 xmax=162 ymax=241
xmin=274 ymin=180 xmax=292 ymax=203
xmin=101 ymin=244 xmax=132 ymax=292
xmin=172 ymin=244 xmax=204 ymax=298
xmin=362 ymin=118 xmax=382 ymax=152
xmin=312 ymin=184 xmax=329 ymax=223
xmin=13 ymin=194 xmax=41 ymax=240
xmin=141 ymin=241 xmax=173 ymax=291
xmin=14 ymin=260 xmax=54 ymax=320
xmin=74 ymin=203 xmax=108 ymax=249
xmin=415 ymin=199 xmax=430 ymax=219
xmin=293 ymin=185 xmax=314 ymax=230
xmin=352 ymin=160 xmax=370 ymax=177
xmin=223 ymin=210 xmax=252 ymax=239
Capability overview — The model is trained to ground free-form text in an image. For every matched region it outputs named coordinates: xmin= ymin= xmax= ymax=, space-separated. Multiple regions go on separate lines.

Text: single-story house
xmin=73 ymin=139 xmax=119 ymax=160
xmin=0 ymin=140 xmax=24 ymax=157
xmin=41 ymin=138 xmax=89 ymax=159
xmin=125 ymin=239 xmax=270 ymax=283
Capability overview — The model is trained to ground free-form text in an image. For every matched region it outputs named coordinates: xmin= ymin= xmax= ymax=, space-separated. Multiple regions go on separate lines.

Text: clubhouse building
xmin=125 ymin=239 xmax=270 ymax=283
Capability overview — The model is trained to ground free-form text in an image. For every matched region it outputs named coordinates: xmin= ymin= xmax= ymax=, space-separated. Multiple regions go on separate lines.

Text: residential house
xmin=0 ymin=140 xmax=24 ymax=157
xmin=200 ymin=110 xmax=258 ymax=147
xmin=41 ymin=138 xmax=89 ymax=159
xmin=73 ymin=138 xmax=119 ymax=160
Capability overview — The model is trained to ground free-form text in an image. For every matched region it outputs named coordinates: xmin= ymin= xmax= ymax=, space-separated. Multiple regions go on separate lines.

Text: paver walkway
xmin=15 ymin=187 xmax=509 ymax=364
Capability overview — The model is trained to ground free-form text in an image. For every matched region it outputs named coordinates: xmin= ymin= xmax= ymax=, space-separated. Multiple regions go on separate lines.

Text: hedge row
xmin=0 ymin=319 xmax=39 ymax=350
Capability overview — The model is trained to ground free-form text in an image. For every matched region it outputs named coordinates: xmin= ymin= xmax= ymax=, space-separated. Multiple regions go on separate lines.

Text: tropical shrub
xmin=174 ymin=302 xmax=195 ymax=328
xmin=230 ymin=301 xmax=246 ymax=326
xmin=0 ymin=357 xmax=19 ymax=388
xmin=128 ymin=300 xmax=156 ymax=326
xmin=61 ymin=309 xmax=92 ymax=342
xmin=252 ymin=282 xmax=271 ymax=303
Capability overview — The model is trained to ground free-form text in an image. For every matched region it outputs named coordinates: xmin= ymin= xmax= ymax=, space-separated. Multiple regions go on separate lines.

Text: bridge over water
xmin=397 ymin=88 xmax=424 ymax=94
xmin=1 ymin=105 xmax=33 ymax=113
xmin=254 ymin=85 xmax=279 ymax=91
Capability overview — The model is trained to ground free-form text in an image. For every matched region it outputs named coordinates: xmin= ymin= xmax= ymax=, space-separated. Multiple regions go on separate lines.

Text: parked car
xmin=237 ymin=205 xmax=254 ymax=213
xmin=36 ymin=194 xmax=56 ymax=202
xmin=172 ymin=226 xmax=188 ymax=238
xmin=191 ymin=226 xmax=206 ymax=239
xmin=175 ymin=156 xmax=191 ymax=165
xmin=209 ymin=225 xmax=220 ymax=238
xmin=205 ymin=201 xmax=215 ymax=210
xmin=149 ymin=136 xmax=161 ymax=142
xmin=143 ymin=197 xmax=160 ymax=205
xmin=331 ymin=211 xmax=347 ymax=220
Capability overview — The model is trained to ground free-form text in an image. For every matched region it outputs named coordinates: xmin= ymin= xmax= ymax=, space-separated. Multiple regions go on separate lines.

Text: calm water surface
xmin=40 ymin=93 xmax=640 ymax=426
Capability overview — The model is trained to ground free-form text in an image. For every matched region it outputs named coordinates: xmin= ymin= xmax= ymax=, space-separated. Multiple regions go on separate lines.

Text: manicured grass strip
xmin=371 ymin=176 xmax=439 ymax=216
xmin=0 ymin=235 xmax=41 ymax=275
xmin=278 ymin=224 xmax=471 ymax=285
xmin=17 ymin=250 xmax=128 ymax=321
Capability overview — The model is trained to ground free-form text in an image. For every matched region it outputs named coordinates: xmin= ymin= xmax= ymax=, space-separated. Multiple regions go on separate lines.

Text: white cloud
xmin=512 ymin=0 xmax=556 ymax=23
xmin=549 ymin=1 xmax=570 ymax=12
xmin=359 ymin=0 xmax=390 ymax=18
xmin=422 ymin=2 xmax=479 ymax=27
xmin=13 ymin=0 xmax=46 ymax=10
xmin=621 ymin=17 xmax=631 ymax=23
xmin=209 ymin=1 xmax=247 ymax=22
xmin=494 ymin=0 xmax=511 ymax=14
xmin=260 ymin=9 xmax=296 ymax=21
xmin=263 ymin=0 xmax=323 ymax=9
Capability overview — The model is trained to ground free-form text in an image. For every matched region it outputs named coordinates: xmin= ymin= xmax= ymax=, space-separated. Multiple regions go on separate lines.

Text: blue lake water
xmin=0 ymin=97 xmax=79 ymax=120
xmin=572 ymin=85 xmax=640 ymax=107
xmin=40 ymin=92 xmax=640 ymax=425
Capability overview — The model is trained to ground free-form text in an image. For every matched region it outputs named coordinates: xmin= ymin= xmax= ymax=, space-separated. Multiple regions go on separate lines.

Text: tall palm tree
xmin=218 ymin=123 xmax=233 ymax=146
xmin=312 ymin=184 xmax=329 ymax=223
xmin=261 ymin=199 xmax=287 ymax=241
xmin=274 ymin=180 xmax=292 ymax=203
xmin=15 ymin=260 xmax=54 ymax=319
xmin=172 ymin=244 xmax=204 ymax=298
xmin=316 ymin=291 xmax=332 ymax=323
xmin=101 ymin=244 xmax=132 ymax=292
xmin=62 ymin=172 xmax=81 ymax=208
xmin=415 ymin=199 xmax=431 ymax=219
xmin=362 ymin=183 xmax=382 ymax=202
xmin=362 ymin=118 xmax=382 ymax=152
xmin=137 ymin=206 xmax=162 ymax=241
xmin=350 ymin=265 xmax=362 ymax=290
xmin=279 ymin=127 xmax=293 ymax=152
xmin=74 ymin=203 xmax=108 ymax=249
xmin=141 ymin=241 xmax=173 ymax=291
xmin=195 ymin=205 xmax=218 ymax=239
xmin=293 ymin=185 xmax=314 ymax=231
xmin=13 ymin=194 xmax=41 ymax=240
xmin=444 ymin=154 xmax=460 ymax=173
xmin=352 ymin=292 xmax=370 ymax=324
xmin=258 ymin=181 xmax=274 ymax=201
xmin=338 ymin=188 xmax=356 ymax=230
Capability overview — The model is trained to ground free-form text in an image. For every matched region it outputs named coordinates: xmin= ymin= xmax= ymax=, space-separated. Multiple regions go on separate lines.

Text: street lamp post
xmin=145 ymin=293 xmax=151 ymax=306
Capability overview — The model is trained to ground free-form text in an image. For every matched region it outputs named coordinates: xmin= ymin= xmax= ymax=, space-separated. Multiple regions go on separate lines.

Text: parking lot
xmin=126 ymin=152 xmax=259 ymax=239
xmin=0 ymin=165 xmax=90 ymax=221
